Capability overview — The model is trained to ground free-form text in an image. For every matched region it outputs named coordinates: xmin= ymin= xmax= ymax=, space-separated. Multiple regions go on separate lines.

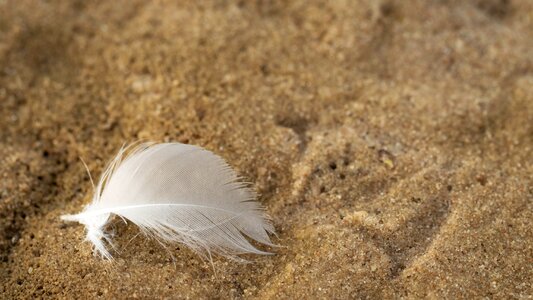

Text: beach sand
xmin=1 ymin=0 xmax=532 ymax=298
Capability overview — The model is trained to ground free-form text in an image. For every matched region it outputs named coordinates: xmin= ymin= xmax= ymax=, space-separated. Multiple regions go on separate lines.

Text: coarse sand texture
xmin=1 ymin=1 xmax=532 ymax=299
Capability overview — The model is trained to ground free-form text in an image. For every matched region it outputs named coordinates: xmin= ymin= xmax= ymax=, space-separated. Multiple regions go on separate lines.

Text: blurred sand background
xmin=1 ymin=0 xmax=532 ymax=298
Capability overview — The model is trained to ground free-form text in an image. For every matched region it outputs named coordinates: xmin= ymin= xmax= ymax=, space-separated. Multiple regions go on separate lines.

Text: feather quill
xmin=61 ymin=142 xmax=275 ymax=261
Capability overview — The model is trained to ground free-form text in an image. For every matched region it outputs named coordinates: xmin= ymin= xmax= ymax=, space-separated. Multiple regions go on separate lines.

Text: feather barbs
xmin=61 ymin=142 xmax=275 ymax=262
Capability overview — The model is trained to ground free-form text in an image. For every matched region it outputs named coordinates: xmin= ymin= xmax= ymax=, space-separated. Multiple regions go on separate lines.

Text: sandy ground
xmin=1 ymin=0 xmax=532 ymax=299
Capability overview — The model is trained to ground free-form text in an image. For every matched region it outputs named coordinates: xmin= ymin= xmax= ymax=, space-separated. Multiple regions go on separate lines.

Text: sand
xmin=1 ymin=0 xmax=532 ymax=299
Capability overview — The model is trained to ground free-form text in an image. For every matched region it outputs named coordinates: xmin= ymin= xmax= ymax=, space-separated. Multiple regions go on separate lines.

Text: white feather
xmin=61 ymin=142 xmax=275 ymax=261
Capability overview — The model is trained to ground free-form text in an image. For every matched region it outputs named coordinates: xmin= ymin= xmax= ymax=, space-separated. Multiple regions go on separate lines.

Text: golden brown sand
xmin=1 ymin=0 xmax=532 ymax=299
